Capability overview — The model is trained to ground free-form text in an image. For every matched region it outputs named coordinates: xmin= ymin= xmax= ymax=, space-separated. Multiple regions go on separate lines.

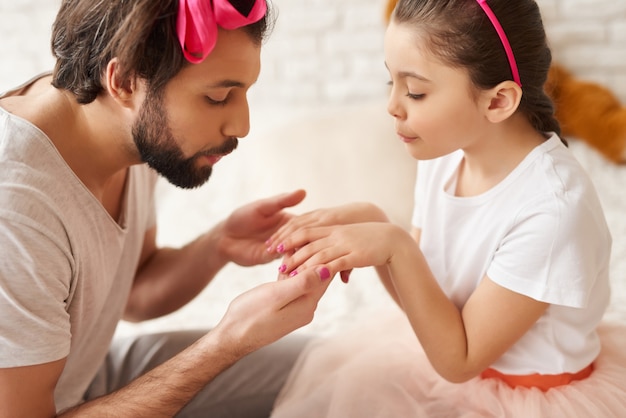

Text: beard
xmin=132 ymin=89 xmax=238 ymax=189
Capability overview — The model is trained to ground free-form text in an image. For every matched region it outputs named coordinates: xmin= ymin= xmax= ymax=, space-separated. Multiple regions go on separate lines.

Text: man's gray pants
xmin=84 ymin=330 xmax=308 ymax=417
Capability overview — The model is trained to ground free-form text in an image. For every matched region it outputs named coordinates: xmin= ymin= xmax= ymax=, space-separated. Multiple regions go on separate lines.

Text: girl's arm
xmin=374 ymin=226 xmax=421 ymax=308
xmin=275 ymin=221 xmax=548 ymax=383
xmin=387 ymin=229 xmax=548 ymax=382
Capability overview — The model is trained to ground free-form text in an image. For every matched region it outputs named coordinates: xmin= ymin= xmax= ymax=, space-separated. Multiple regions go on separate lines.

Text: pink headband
xmin=475 ymin=0 xmax=522 ymax=87
xmin=177 ymin=0 xmax=267 ymax=64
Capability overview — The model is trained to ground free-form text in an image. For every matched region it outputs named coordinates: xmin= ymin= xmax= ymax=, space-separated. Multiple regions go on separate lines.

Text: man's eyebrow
xmin=208 ymin=80 xmax=246 ymax=88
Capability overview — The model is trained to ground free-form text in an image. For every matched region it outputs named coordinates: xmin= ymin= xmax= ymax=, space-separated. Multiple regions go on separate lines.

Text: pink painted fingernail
xmin=289 ymin=270 xmax=298 ymax=277
xmin=276 ymin=243 xmax=285 ymax=253
xmin=278 ymin=264 xmax=287 ymax=273
xmin=319 ymin=267 xmax=330 ymax=281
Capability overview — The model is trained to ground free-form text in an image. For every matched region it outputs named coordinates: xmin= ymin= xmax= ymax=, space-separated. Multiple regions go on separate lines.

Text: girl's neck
xmin=455 ymin=116 xmax=546 ymax=197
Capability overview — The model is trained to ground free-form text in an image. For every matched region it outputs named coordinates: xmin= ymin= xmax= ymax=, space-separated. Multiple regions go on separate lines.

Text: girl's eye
xmin=406 ymin=92 xmax=425 ymax=100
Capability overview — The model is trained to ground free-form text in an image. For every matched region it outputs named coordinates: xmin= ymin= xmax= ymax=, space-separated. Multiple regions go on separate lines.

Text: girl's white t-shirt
xmin=412 ymin=134 xmax=611 ymax=375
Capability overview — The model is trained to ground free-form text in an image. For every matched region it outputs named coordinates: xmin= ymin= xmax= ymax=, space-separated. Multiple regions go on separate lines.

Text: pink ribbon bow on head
xmin=177 ymin=0 xmax=267 ymax=64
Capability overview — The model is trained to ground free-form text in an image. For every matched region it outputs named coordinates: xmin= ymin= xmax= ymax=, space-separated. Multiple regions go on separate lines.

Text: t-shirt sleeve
xmin=0 ymin=212 xmax=72 ymax=367
xmin=487 ymin=191 xmax=610 ymax=308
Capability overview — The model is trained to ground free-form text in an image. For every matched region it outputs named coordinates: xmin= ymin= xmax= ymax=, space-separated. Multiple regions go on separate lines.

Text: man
xmin=0 ymin=0 xmax=332 ymax=416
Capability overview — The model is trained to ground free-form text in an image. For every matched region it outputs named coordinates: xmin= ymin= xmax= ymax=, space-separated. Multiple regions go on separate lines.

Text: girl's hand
xmin=275 ymin=222 xmax=408 ymax=279
xmin=266 ymin=202 xmax=388 ymax=254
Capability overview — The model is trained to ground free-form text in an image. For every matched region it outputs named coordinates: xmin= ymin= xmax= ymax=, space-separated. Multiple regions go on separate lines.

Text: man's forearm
xmin=59 ymin=329 xmax=240 ymax=417
xmin=125 ymin=226 xmax=228 ymax=321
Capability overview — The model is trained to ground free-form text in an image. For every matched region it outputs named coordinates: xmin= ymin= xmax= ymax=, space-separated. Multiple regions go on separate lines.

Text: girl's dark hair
xmin=393 ymin=0 xmax=561 ymax=137
xmin=51 ymin=0 xmax=274 ymax=104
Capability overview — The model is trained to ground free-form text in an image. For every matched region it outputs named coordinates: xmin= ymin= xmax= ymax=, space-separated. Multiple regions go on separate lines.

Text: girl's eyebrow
xmin=384 ymin=62 xmax=431 ymax=83
xmin=397 ymin=70 xmax=431 ymax=83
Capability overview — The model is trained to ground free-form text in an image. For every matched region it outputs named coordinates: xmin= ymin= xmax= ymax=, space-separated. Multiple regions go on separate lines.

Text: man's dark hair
xmin=51 ymin=0 xmax=274 ymax=104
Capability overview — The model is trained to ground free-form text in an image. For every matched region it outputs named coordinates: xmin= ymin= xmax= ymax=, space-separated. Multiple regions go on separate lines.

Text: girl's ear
xmin=104 ymin=58 xmax=144 ymax=110
xmin=483 ymin=80 xmax=522 ymax=123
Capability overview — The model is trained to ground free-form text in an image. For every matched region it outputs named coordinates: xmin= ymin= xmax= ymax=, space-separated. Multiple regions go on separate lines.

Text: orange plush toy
xmin=383 ymin=0 xmax=626 ymax=164
xmin=546 ymin=65 xmax=626 ymax=164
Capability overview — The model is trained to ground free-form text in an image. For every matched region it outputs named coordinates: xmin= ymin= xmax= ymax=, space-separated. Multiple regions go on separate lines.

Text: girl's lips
xmin=397 ymin=133 xmax=417 ymax=143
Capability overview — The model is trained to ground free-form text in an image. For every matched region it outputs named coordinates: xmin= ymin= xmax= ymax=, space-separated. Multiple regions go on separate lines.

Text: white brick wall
xmin=1 ymin=0 xmax=625 ymax=105
xmin=540 ymin=0 xmax=626 ymax=97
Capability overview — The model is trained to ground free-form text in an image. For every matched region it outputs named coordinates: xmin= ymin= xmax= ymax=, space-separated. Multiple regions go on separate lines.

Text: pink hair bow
xmin=177 ymin=0 xmax=267 ymax=64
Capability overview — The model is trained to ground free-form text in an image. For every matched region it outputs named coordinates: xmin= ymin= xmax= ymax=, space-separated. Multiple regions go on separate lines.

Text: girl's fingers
xmin=284 ymin=242 xmax=353 ymax=279
xmin=269 ymin=225 xmax=323 ymax=255
xmin=268 ymin=215 xmax=319 ymax=250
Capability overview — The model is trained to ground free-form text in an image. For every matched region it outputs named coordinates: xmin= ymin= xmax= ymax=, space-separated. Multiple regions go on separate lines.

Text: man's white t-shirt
xmin=412 ymin=134 xmax=611 ymax=375
xmin=0 ymin=105 xmax=157 ymax=410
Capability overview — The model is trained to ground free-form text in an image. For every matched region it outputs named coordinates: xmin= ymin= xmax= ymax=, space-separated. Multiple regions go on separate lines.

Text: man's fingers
xmin=258 ymin=189 xmax=307 ymax=216
xmin=275 ymin=266 xmax=332 ymax=310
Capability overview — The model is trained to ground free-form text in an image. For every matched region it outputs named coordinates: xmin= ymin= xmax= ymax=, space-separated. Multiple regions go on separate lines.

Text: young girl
xmin=267 ymin=0 xmax=626 ymax=416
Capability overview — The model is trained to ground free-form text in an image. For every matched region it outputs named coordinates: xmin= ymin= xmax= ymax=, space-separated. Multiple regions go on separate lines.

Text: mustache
xmin=199 ymin=137 xmax=239 ymax=158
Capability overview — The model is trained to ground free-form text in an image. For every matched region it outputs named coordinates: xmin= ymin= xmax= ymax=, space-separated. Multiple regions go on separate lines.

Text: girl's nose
xmin=387 ymin=95 xmax=405 ymax=120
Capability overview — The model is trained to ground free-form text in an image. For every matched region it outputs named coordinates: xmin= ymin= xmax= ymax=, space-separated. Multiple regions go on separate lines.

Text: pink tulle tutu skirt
xmin=271 ymin=309 xmax=626 ymax=418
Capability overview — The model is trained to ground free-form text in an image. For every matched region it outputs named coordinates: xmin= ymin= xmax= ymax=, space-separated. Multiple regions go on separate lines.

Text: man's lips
xmin=202 ymin=149 xmax=233 ymax=165
xmin=204 ymin=155 xmax=222 ymax=165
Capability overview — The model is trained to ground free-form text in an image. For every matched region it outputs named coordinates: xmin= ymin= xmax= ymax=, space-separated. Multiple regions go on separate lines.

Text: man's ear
xmin=104 ymin=58 xmax=143 ymax=110
xmin=482 ymin=80 xmax=522 ymax=123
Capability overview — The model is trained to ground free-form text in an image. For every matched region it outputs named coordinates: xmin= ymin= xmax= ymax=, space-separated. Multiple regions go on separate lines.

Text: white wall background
xmin=1 ymin=0 xmax=626 ymax=105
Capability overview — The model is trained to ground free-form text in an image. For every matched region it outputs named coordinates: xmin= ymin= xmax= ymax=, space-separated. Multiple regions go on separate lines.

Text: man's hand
xmin=217 ymin=190 xmax=307 ymax=266
xmin=213 ymin=265 xmax=333 ymax=356
xmin=20 ymin=267 xmax=333 ymax=418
